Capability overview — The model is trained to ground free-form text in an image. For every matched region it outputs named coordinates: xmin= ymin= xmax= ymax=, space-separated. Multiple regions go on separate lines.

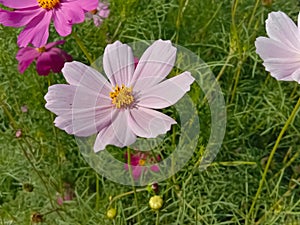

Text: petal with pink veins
xmin=266 ymin=11 xmax=300 ymax=50
xmin=137 ymin=71 xmax=194 ymax=109
xmin=62 ymin=61 xmax=112 ymax=96
xmin=131 ymin=40 xmax=177 ymax=91
xmin=16 ymin=47 xmax=40 ymax=73
xmin=17 ymin=11 xmax=51 ymax=47
xmin=0 ymin=7 xmax=43 ymax=27
xmin=128 ymin=107 xmax=176 ymax=138
xmin=103 ymin=41 xmax=135 ymax=86
xmin=60 ymin=1 xmax=85 ymax=24
xmin=0 ymin=0 xmax=38 ymax=9
xmin=94 ymin=110 xmax=136 ymax=152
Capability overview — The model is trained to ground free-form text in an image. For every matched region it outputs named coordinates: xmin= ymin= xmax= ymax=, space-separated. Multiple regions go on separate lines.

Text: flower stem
xmin=72 ymin=31 xmax=93 ymax=64
xmin=127 ymin=148 xmax=142 ymax=225
xmin=248 ymin=96 xmax=300 ymax=220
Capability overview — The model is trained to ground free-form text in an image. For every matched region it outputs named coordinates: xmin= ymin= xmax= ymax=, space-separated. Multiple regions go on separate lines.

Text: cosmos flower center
xmin=139 ymin=159 xmax=146 ymax=166
xmin=36 ymin=46 xmax=46 ymax=53
xmin=110 ymin=84 xmax=134 ymax=109
xmin=37 ymin=0 xmax=60 ymax=9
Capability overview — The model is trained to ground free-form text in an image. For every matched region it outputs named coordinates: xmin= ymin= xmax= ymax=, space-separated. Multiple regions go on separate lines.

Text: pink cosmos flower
xmin=0 ymin=0 xmax=98 ymax=47
xmin=255 ymin=11 xmax=300 ymax=83
xmin=124 ymin=151 xmax=161 ymax=180
xmin=85 ymin=1 xmax=110 ymax=27
xmin=16 ymin=40 xmax=72 ymax=76
xmin=44 ymin=40 xmax=194 ymax=152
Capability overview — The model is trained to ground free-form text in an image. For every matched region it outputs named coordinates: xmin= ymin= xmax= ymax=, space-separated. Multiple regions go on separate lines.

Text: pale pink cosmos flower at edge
xmin=255 ymin=11 xmax=300 ymax=83
xmin=44 ymin=40 xmax=195 ymax=152
xmin=0 ymin=0 xmax=98 ymax=47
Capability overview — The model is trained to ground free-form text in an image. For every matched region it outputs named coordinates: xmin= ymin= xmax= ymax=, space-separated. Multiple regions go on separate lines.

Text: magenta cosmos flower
xmin=124 ymin=151 xmax=161 ymax=180
xmin=44 ymin=40 xmax=194 ymax=152
xmin=85 ymin=1 xmax=110 ymax=27
xmin=0 ymin=0 xmax=98 ymax=47
xmin=16 ymin=40 xmax=72 ymax=76
xmin=255 ymin=11 xmax=300 ymax=83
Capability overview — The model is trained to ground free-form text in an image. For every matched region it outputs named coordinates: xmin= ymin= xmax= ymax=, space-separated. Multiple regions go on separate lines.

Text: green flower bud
xmin=149 ymin=195 xmax=163 ymax=210
xmin=107 ymin=208 xmax=117 ymax=219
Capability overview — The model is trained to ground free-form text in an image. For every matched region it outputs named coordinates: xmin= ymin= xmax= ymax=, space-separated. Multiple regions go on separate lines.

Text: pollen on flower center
xmin=36 ymin=46 xmax=46 ymax=53
xmin=90 ymin=9 xmax=98 ymax=15
xmin=37 ymin=0 xmax=60 ymax=9
xmin=139 ymin=159 xmax=146 ymax=166
xmin=109 ymin=84 xmax=134 ymax=109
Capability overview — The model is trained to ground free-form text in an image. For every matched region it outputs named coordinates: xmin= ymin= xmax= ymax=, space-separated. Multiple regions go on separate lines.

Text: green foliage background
xmin=1 ymin=0 xmax=300 ymax=224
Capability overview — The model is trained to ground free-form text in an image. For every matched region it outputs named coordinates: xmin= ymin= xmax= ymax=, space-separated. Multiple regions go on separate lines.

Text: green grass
xmin=1 ymin=0 xmax=300 ymax=224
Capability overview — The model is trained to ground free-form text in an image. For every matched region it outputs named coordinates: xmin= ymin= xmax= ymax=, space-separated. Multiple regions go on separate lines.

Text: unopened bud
xmin=107 ymin=208 xmax=117 ymax=219
xmin=149 ymin=195 xmax=163 ymax=210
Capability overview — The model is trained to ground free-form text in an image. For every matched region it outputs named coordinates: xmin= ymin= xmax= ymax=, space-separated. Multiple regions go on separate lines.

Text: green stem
xmin=108 ymin=188 xmax=147 ymax=208
xmin=155 ymin=211 xmax=160 ymax=225
xmin=127 ymin=148 xmax=141 ymax=225
xmin=72 ymin=32 xmax=93 ymax=64
xmin=248 ymin=96 xmax=300 ymax=220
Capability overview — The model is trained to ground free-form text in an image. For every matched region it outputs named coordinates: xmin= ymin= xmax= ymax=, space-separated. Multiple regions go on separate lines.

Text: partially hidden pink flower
xmin=16 ymin=40 xmax=72 ymax=76
xmin=44 ymin=40 xmax=195 ymax=152
xmin=56 ymin=183 xmax=74 ymax=205
xmin=0 ymin=0 xmax=98 ymax=47
xmin=255 ymin=11 xmax=300 ymax=83
xmin=85 ymin=1 xmax=110 ymax=27
xmin=124 ymin=151 xmax=161 ymax=180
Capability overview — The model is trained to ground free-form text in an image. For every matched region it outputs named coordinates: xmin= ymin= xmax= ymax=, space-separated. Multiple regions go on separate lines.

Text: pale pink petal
xmin=17 ymin=11 xmax=52 ymax=47
xmin=291 ymin=68 xmax=300 ymax=83
xmin=0 ymin=0 xmax=38 ymax=9
xmin=103 ymin=41 xmax=135 ymax=86
xmin=45 ymin=84 xmax=112 ymax=136
xmin=131 ymin=40 xmax=176 ymax=91
xmin=62 ymin=61 xmax=112 ymax=95
xmin=0 ymin=7 xmax=43 ymax=27
xmin=137 ymin=71 xmax=194 ymax=109
xmin=255 ymin=37 xmax=300 ymax=81
xmin=128 ymin=107 xmax=176 ymax=138
xmin=93 ymin=110 xmax=136 ymax=152
xmin=266 ymin=11 xmax=300 ymax=50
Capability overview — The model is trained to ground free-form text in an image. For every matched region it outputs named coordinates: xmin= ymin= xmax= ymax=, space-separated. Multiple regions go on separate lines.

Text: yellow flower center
xmin=37 ymin=0 xmax=60 ymax=9
xmin=36 ymin=46 xmax=46 ymax=53
xmin=139 ymin=159 xmax=146 ymax=166
xmin=109 ymin=84 xmax=134 ymax=109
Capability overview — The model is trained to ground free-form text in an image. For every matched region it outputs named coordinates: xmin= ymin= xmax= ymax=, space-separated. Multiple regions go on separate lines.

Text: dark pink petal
xmin=36 ymin=52 xmax=52 ymax=75
xmin=266 ymin=11 xmax=300 ymax=50
xmin=103 ymin=41 xmax=135 ymax=86
xmin=76 ymin=0 xmax=99 ymax=12
xmin=150 ymin=165 xmax=160 ymax=172
xmin=62 ymin=61 xmax=112 ymax=95
xmin=16 ymin=47 xmax=39 ymax=73
xmin=53 ymin=7 xmax=72 ymax=37
xmin=138 ymin=71 xmax=194 ymax=109
xmin=59 ymin=1 xmax=85 ymax=24
xmin=132 ymin=167 xmax=143 ymax=180
xmin=131 ymin=40 xmax=176 ymax=91
xmin=0 ymin=0 xmax=38 ymax=9
xmin=93 ymin=110 xmax=136 ymax=152
xmin=45 ymin=40 xmax=65 ymax=50
xmin=128 ymin=107 xmax=176 ymax=138
xmin=17 ymin=11 xmax=52 ymax=47
xmin=0 ymin=7 xmax=43 ymax=27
